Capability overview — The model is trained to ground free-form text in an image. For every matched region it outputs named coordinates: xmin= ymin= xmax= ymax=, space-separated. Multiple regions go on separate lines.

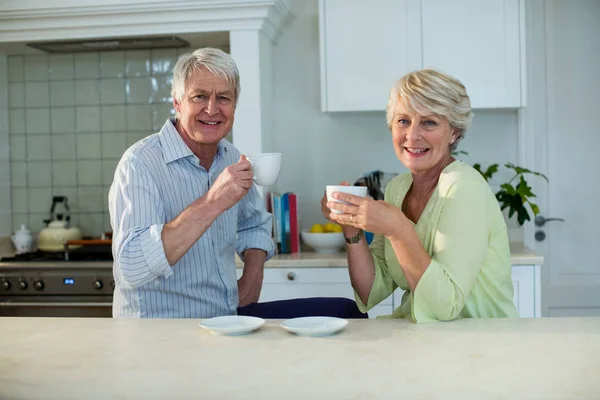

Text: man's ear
xmin=173 ymin=96 xmax=181 ymax=115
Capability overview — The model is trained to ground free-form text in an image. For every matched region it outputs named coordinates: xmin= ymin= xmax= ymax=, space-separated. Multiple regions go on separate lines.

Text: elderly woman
xmin=321 ymin=69 xmax=517 ymax=323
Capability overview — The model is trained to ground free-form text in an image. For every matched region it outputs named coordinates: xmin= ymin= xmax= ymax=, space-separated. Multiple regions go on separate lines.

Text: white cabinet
xmin=239 ymin=263 xmax=540 ymax=319
xmin=319 ymin=0 xmax=524 ymax=111
xmin=237 ymin=267 xmax=393 ymax=319
xmin=421 ymin=0 xmax=523 ymax=108
xmin=318 ymin=0 xmax=422 ymax=112
xmin=511 ymin=264 xmax=541 ymax=318
xmin=392 ymin=264 xmax=542 ymax=318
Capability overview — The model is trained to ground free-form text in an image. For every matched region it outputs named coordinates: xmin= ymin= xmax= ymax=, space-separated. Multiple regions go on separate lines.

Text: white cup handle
xmin=247 ymin=159 xmax=258 ymax=182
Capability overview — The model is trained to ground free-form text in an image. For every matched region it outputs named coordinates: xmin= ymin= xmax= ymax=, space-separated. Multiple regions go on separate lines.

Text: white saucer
xmin=280 ymin=316 xmax=348 ymax=337
xmin=198 ymin=315 xmax=265 ymax=336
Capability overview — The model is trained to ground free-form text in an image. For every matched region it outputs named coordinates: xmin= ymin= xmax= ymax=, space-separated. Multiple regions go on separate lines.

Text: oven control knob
xmin=2 ymin=280 xmax=10 ymax=290
xmin=94 ymin=280 xmax=104 ymax=290
xmin=34 ymin=280 xmax=44 ymax=291
xmin=19 ymin=280 xmax=28 ymax=290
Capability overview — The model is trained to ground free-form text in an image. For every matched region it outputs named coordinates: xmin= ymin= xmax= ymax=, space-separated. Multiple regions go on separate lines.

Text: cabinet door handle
xmin=287 ymin=272 xmax=296 ymax=281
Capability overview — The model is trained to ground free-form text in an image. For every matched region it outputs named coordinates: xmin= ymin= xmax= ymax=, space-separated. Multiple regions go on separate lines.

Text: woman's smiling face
xmin=391 ymin=99 xmax=458 ymax=174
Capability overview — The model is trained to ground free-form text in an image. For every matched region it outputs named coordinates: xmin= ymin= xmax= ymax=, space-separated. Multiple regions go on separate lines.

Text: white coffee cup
xmin=247 ymin=153 xmax=282 ymax=186
xmin=326 ymin=185 xmax=368 ymax=214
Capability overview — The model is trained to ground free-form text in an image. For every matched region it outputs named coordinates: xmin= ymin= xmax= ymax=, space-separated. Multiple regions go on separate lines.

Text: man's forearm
xmin=161 ymin=195 xmax=224 ymax=266
xmin=237 ymin=248 xmax=267 ymax=306
xmin=241 ymin=248 xmax=267 ymax=277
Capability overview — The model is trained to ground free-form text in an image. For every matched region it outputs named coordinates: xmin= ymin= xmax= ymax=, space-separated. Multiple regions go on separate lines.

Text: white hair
xmin=171 ymin=47 xmax=240 ymax=116
xmin=386 ymin=69 xmax=474 ymax=152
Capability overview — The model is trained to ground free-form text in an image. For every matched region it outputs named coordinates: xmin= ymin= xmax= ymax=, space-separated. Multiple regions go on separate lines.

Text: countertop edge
xmin=0 ymin=242 xmax=543 ymax=268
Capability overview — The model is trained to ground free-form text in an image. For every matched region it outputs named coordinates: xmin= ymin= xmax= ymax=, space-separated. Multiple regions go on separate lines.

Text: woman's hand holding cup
xmin=320 ymin=181 xmax=351 ymax=223
xmin=322 ymin=182 xmax=368 ymax=236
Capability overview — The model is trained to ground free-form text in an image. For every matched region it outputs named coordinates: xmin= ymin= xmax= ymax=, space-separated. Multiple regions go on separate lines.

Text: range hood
xmin=27 ymin=36 xmax=190 ymax=54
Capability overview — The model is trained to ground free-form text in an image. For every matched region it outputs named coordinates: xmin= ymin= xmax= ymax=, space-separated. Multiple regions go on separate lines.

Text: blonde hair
xmin=386 ymin=69 xmax=473 ymax=151
xmin=171 ymin=48 xmax=240 ymax=117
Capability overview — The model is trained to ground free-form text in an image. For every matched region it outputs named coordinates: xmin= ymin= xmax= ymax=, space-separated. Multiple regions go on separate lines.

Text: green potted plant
xmin=473 ymin=162 xmax=548 ymax=226
xmin=453 ymin=151 xmax=549 ymax=226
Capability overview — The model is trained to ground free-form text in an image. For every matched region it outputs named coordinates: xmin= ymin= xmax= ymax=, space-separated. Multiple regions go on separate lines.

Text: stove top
xmin=1 ymin=246 xmax=113 ymax=262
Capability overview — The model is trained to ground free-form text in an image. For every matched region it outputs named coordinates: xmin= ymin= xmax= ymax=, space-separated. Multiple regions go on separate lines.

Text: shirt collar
xmin=159 ymin=118 xmax=229 ymax=164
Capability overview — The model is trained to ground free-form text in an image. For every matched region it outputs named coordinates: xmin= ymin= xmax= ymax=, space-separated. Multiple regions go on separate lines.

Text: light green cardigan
xmin=355 ymin=160 xmax=517 ymax=323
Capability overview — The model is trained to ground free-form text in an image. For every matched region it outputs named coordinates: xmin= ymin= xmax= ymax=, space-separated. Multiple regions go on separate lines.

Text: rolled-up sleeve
xmin=354 ymin=233 xmax=398 ymax=313
xmin=411 ymin=180 xmax=490 ymax=323
xmin=235 ymin=185 xmax=275 ymax=262
xmin=109 ymin=156 xmax=172 ymax=288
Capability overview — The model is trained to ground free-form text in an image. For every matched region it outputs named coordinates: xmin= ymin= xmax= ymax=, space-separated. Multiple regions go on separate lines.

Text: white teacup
xmin=326 ymin=185 xmax=368 ymax=214
xmin=247 ymin=153 xmax=282 ymax=186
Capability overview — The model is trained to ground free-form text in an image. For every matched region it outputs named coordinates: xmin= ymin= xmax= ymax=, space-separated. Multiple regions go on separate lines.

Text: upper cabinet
xmin=421 ymin=0 xmax=523 ymax=109
xmin=319 ymin=0 xmax=524 ymax=112
xmin=318 ymin=0 xmax=422 ymax=112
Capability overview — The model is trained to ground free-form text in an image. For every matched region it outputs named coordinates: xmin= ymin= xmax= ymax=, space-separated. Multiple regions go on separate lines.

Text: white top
xmin=0 ymin=317 xmax=598 ymax=399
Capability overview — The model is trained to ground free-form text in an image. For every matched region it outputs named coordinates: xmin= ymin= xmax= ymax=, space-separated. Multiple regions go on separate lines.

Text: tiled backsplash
xmin=7 ymin=48 xmax=189 ymax=237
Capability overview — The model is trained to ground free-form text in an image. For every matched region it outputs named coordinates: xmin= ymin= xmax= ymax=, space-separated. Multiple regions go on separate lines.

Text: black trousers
xmin=237 ymin=297 xmax=368 ymax=319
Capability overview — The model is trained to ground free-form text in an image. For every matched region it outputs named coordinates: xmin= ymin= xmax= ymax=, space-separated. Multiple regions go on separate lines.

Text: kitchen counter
xmin=0 ymin=241 xmax=543 ymax=269
xmin=0 ymin=317 xmax=598 ymax=399
xmin=268 ymin=242 xmax=543 ymax=266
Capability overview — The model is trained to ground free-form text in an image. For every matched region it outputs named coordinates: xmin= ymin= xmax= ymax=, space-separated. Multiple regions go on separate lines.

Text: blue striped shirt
xmin=108 ymin=119 xmax=275 ymax=318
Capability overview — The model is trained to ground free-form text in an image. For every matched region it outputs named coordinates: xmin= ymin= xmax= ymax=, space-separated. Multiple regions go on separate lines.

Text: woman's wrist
xmin=384 ymin=214 xmax=411 ymax=242
xmin=344 ymin=229 xmax=364 ymax=244
xmin=342 ymin=226 xmax=361 ymax=237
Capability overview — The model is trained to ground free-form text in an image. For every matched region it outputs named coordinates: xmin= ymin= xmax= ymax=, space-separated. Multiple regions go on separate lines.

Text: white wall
xmin=270 ymin=0 xmax=519 ymax=229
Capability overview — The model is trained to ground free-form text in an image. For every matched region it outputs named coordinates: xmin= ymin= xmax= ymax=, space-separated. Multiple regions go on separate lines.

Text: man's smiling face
xmin=173 ymin=67 xmax=236 ymax=146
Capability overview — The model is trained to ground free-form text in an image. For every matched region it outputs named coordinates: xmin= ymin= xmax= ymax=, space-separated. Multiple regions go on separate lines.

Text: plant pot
xmin=502 ymin=208 xmax=524 ymax=243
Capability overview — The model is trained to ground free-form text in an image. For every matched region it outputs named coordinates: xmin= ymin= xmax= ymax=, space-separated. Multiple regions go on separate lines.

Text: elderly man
xmin=109 ymin=48 xmax=365 ymax=319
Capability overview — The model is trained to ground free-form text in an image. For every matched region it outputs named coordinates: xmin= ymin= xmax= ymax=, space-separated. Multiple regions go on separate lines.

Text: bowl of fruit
xmin=300 ymin=223 xmax=345 ymax=253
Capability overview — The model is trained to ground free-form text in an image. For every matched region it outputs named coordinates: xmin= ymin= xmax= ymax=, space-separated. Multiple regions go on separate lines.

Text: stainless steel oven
xmin=0 ymin=247 xmax=114 ymax=318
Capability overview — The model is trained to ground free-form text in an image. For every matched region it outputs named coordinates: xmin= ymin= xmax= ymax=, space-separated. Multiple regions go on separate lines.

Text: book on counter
xmin=266 ymin=192 xmax=300 ymax=254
